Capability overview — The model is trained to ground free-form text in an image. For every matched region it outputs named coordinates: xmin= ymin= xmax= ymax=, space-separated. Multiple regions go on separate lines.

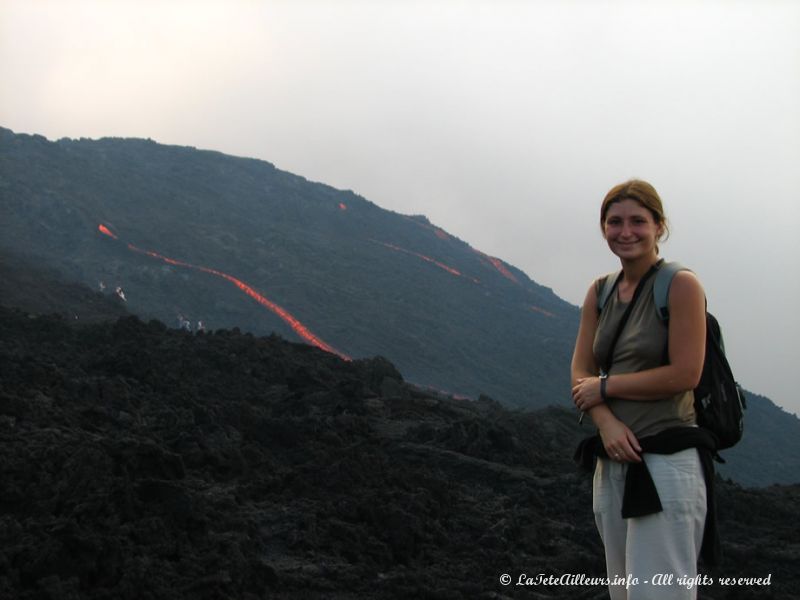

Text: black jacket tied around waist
xmin=574 ymin=426 xmax=720 ymax=566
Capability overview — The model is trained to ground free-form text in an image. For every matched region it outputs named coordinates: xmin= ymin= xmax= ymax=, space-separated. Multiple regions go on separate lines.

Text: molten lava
xmin=98 ymin=224 xmax=118 ymax=240
xmin=97 ymin=224 xmax=349 ymax=360
xmin=473 ymin=250 xmax=518 ymax=284
xmin=371 ymin=239 xmax=477 ymax=281
xmin=529 ymin=305 xmax=555 ymax=318
xmin=488 ymin=257 xmax=518 ymax=283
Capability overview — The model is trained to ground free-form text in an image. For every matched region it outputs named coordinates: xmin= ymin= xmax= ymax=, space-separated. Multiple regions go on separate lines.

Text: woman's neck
xmin=620 ymin=254 xmax=661 ymax=285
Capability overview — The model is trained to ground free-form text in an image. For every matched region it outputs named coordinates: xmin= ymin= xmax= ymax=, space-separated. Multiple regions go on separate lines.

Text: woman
xmin=571 ymin=180 xmax=713 ymax=600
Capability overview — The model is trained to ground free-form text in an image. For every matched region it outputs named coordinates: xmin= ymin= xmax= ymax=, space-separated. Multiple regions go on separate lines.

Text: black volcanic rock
xmin=0 ymin=307 xmax=798 ymax=599
xmin=1 ymin=126 xmax=799 ymax=489
xmin=0 ymin=250 xmax=129 ymax=323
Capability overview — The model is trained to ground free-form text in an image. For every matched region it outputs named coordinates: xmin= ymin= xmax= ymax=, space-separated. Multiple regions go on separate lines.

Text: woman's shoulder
xmin=592 ymin=269 xmax=620 ymax=294
xmin=657 ymin=261 xmax=703 ymax=293
xmin=591 ymin=269 xmax=624 ymax=313
xmin=663 ymin=264 xmax=703 ymax=290
xmin=579 ymin=274 xmax=612 ymax=313
xmin=663 ymin=264 xmax=705 ymax=312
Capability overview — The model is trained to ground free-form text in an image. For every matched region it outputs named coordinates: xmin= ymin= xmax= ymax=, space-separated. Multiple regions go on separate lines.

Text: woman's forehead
xmin=605 ymin=198 xmax=652 ymax=216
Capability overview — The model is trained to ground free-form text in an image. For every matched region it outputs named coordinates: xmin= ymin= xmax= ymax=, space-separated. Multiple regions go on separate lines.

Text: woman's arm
xmin=572 ymin=271 xmax=706 ymax=405
xmin=570 ymin=281 xmax=600 ymax=386
xmin=571 ymin=280 xmax=642 ymax=462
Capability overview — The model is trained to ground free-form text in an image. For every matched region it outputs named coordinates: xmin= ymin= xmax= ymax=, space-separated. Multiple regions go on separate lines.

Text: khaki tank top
xmin=593 ymin=273 xmax=696 ymax=437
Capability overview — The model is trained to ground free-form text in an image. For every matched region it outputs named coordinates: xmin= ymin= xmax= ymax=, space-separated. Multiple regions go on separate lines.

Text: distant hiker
xmin=196 ymin=320 xmax=205 ymax=332
xmin=176 ymin=314 xmax=191 ymax=331
xmin=571 ymin=180 xmax=715 ymax=600
xmin=115 ymin=286 xmax=127 ymax=302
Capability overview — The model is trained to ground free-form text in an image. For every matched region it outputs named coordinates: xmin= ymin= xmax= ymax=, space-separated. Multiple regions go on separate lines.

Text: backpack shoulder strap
xmin=653 ymin=261 xmax=690 ymax=321
xmin=596 ymin=270 xmax=622 ymax=313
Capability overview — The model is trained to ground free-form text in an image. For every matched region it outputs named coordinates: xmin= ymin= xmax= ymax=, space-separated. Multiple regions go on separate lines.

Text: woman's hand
xmin=572 ymin=377 xmax=603 ymax=412
xmin=597 ymin=417 xmax=642 ymax=463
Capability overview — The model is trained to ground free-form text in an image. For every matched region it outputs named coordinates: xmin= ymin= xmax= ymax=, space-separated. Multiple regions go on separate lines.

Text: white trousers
xmin=593 ymin=448 xmax=707 ymax=600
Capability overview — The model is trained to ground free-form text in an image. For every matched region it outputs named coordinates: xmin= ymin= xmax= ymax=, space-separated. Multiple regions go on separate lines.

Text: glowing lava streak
xmin=98 ymin=224 xmax=118 ymax=239
xmin=473 ymin=250 xmax=518 ymax=284
xmin=371 ymin=239 xmax=479 ymax=283
xmin=529 ymin=305 xmax=555 ymax=318
xmin=97 ymin=224 xmax=350 ymax=360
xmin=489 ymin=258 xmax=517 ymax=283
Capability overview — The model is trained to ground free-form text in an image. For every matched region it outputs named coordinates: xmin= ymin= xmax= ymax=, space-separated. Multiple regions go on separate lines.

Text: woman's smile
xmin=603 ymin=199 xmax=662 ymax=260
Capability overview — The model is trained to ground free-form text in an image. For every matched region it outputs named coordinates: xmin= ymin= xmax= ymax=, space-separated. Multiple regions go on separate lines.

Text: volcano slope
xmin=0 ymin=126 xmax=574 ymax=409
xmin=2 ymin=125 xmax=799 ymax=487
xmin=1 ymin=306 xmax=798 ymax=600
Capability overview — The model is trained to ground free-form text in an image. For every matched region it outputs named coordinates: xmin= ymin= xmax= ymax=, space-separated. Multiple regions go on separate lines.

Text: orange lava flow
xmin=529 ymin=305 xmax=555 ymax=318
xmin=98 ymin=224 xmax=349 ymax=360
xmin=474 ymin=250 xmax=518 ymax=284
xmin=98 ymin=224 xmax=118 ymax=239
xmin=486 ymin=257 xmax=518 ymax=283
xmin=371 ymin=240 xmax=466 ymax=278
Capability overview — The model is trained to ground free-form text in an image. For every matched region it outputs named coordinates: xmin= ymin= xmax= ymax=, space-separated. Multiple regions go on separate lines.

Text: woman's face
xmin=602 ymin=198 xmax=663 ymax=261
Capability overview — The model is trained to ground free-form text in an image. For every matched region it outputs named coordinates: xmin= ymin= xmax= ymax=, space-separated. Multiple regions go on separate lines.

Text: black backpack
xmin=597 ymin=261 xmax=746 ymax=454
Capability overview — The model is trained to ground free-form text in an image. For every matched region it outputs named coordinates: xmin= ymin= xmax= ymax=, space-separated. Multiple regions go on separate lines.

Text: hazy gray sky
xmin=2 ymin=0 xmax=799 ymax=415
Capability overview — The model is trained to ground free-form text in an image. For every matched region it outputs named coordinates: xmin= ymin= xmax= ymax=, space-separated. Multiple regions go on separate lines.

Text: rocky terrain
xmin=2 ymin=126 xmax=799 ymax=488
xmin=1 ymin=126 xmax=799 ymax=598
xmin=1 ymin=303 xmax=798 ymax=600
